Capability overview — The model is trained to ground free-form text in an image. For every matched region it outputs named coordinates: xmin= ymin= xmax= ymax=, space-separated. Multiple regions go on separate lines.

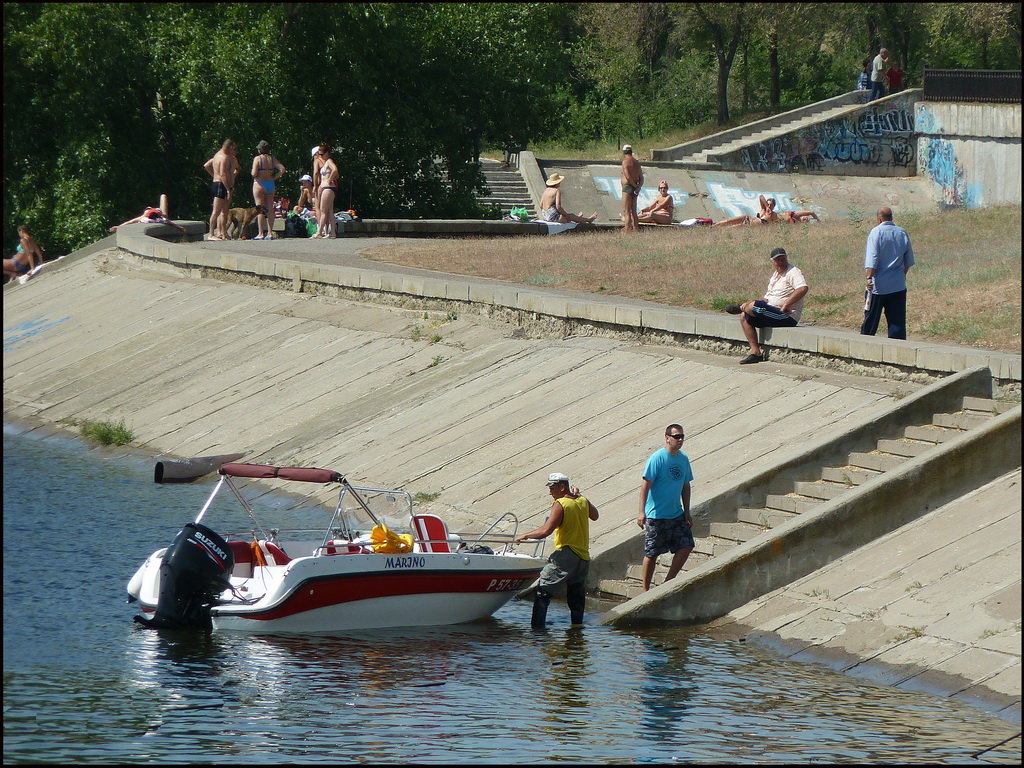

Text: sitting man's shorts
xmin=643 ymin=515 xmax=695 ymax=558
xmin=744 ymin=299 xmax=798 ymax=329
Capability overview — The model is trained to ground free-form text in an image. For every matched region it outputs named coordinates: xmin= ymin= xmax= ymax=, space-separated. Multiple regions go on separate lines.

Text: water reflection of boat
xmin=127 ymin=462 xmax=545 ymax=633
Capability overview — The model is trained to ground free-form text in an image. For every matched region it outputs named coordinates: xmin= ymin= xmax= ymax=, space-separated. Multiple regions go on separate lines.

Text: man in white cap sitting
xmin=516 ymin=472 xmax=599 ymax=629
xmin=726 ymin=246 xmax=809 ymax=364
xmin=297 ymin=174 xmax=316 ymax=212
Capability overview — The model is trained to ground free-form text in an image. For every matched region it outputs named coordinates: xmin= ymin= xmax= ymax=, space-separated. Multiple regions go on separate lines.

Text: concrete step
xmin=792 ymin=480 xmax=849 ymax=500
xmin=764 ymin=494 xmax=820 ymax=513
xmin=876 ymin=438 xmax=933 ymax=457
xmin=679 ymin=159 xmax=723 ymax=171
xmin=598 ymin=579 xmax=642 ymax=599
xmin=623 ymin=551 xmax=713 ymax=582
xmin=847 ymin=451 xmax=907 ymax=472
xmin=932 ymin=412 xmax=994 ymax=430
xmin=693 ymin=536 xmax=738 ymax=558
xmin=709 ymin=521 xmax=767 ymax=543
xmin=962 ymin=396 xmax=1018 ymax=415
xmin=820 ymin=465 xmax=883 ymax=485
xmin=904 ymin=424 xmax=963 ymax=443
xmin=737 ymin=507 xmax=798 ymax=527
xmin=483 ymin=181 xmax=530 ymax=190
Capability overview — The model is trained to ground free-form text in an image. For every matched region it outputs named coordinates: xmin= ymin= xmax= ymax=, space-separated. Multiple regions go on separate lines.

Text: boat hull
xmin=131 ymin=550 xmax=544 ymax=634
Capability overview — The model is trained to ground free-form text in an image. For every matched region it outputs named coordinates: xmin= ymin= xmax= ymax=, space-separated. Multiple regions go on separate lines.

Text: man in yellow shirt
xmin=516 ymin=472 xmax=600 ymax=629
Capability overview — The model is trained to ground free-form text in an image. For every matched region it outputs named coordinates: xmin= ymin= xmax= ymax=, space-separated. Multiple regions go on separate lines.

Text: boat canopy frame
xmin=193 ymin=462 xmax=413 ymax=547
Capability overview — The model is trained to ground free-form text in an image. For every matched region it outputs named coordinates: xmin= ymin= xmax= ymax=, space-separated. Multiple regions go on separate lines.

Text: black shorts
xmin=643 ymin=516 xmax=695 ymax=558
xmin=211 ymin=181 xmax=229 ymax=200
xmin=744 ymin=300 xmax=798 ymax=329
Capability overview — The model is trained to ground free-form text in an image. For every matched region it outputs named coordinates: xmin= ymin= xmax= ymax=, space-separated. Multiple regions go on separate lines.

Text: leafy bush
xmin=79 ymin=419 xmax=134 ymax=446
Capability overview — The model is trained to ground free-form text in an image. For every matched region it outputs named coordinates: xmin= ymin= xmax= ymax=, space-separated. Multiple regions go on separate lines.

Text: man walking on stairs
xmin=637 ymin=424 xmax=695 ymax=591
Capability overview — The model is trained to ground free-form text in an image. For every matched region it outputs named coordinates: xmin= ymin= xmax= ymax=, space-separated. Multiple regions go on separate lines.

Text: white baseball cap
xmin=546 ymin=472 xmax=570 ymax=486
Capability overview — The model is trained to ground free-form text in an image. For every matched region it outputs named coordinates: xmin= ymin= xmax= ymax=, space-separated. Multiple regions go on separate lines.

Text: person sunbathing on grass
xmin=713 ymin=195 xmax=819 ymax=228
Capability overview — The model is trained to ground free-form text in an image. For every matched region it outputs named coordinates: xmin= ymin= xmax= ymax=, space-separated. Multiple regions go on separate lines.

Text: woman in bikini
xmin=714 ymin=195 xmax=819 ymax=227
xmin=251 ymin=140 xmax=286 ymax=240
xmin=638 ymin=181 xmax=675 ymax=224
xmin=4 ymin=225 xmax=44 ymax=280
xmin=537 ymin=174 xmax=596 ymax=224
xmin=315 ymin=146 xmax=340 ymax=238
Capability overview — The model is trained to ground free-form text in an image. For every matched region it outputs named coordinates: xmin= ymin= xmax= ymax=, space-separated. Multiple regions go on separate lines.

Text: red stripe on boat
xmin=218 ymin=568 xmax=541 ymax=621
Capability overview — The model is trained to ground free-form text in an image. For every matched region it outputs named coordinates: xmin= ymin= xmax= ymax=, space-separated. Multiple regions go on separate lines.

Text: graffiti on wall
xmin=921 ymin=138 xmax=982 ymax=208
xmin=733 ymin=102 xmax=917 ymax=175
xmin=593 ymin=176 xmax=689 ymax=208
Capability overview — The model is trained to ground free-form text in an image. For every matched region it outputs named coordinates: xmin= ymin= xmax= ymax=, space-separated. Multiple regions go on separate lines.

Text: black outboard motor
xmin=134 ymin=522 xmax=234 ymax=630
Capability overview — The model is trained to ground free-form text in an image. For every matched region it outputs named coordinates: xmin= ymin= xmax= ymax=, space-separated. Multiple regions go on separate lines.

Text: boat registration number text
xmin=485 ymin=577 xmax=533 ymax=592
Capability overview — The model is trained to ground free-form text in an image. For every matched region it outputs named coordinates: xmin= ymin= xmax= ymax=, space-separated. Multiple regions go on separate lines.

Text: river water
xmin=3 ymin=423 xmax=1019 ymax=764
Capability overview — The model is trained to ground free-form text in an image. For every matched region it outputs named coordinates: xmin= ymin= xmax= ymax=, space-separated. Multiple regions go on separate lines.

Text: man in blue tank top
xmin=636 ymin=424 xmax=694 ymax=591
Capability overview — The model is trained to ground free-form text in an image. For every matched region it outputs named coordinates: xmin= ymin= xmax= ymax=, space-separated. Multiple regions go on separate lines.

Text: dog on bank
xmin=226 ymin=206 xmax=260 ymax=239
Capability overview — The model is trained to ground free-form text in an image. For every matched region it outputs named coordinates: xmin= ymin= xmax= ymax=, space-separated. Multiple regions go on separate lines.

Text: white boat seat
xmin=256 ymin=539 xmax=291 ymax=566
xmin=227 ymin=540 xmax=254 ymax=578
xmin=322 ymin=539 xmax=372 ymax=555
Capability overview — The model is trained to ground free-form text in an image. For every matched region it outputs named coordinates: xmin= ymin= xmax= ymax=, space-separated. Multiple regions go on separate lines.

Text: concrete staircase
xmin=651 ymin=90 xmax=869 ymax=168
xmin=476 ymin=159 xmax=536 ymax=217
xmin=599 ymin=394 xmax=1018 ymax=599
xmin=679 ymin=103 xmax=866 ymax=169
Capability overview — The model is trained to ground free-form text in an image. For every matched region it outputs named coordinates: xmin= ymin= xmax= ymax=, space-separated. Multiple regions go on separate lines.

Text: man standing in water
xmin=637 ymin=424 xmax=694 ymax=591
xmin=620 ymin=144 xmax=643 ymax=233
xmin=203 ymin=139 xmax=239 ymax=240
xmin=516 ymin=472 xmax=599 ymax=629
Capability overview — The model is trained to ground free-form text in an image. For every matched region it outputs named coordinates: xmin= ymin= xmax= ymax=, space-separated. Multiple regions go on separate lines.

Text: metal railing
xmin=922 ymin=68 xmax=1021 ymax=104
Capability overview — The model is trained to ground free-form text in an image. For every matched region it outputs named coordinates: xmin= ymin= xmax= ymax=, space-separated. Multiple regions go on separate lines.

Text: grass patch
xmin=413 ymin=491 xmax=441 ymax=503
xmin=523 ymin=273 xmax=562 ymax=286
xmin=364 ymin=205 xmax=1021 ymax=353
xmin=79 ymin=419 xmax=134 ymax=446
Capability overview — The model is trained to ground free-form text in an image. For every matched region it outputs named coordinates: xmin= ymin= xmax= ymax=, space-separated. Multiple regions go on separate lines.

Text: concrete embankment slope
xmin=3 ymin=246 xmax=911 ymax=550
xmin=707 ymin=468 xmax=1021 ymax=723
xmin=3 ymin=237 xmax=1019 ymax=725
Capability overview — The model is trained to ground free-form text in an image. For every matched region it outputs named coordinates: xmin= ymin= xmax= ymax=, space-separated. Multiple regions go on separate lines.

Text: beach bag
xmin=305 ymin=219 xmax=318 ymax=237
xmin=284 ymin=214 xmax=307 ymax=238
xmin=509 ymin=206 xmax=530 ymax=222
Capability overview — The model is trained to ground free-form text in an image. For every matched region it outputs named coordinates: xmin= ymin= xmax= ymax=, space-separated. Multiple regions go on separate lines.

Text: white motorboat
xmin=127 ymin=462 xmax=545 ymax=633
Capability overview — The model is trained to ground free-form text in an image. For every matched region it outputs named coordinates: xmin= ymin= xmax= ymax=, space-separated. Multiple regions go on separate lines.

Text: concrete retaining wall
xmin=713 ymin=90 xmax=921 ymax=177
xmin=916 ymin=101 xmax=1022 ymax=207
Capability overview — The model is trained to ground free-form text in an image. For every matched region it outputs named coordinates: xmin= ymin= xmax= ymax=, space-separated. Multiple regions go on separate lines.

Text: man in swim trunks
xmin=620 ymin=144 xmax=643 ymax=233
xmin=204 ymin=139 xmax=240 ymax=240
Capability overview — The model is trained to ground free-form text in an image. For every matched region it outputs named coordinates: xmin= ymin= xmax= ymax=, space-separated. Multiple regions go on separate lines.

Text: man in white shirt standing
xmin=869 ymin=47 xmax=889 ymax=102
xmin=726 ymin=247 xmax=809 ymax=364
